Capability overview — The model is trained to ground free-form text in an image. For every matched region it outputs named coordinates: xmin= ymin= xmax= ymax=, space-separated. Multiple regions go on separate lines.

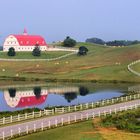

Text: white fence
xmin=0 ymin=93 xmax=140 ymax=126
xmin=0 ymin=102 xmax=140 ymax=140
xmin=128 ymin=59 xmax=140 ymax=76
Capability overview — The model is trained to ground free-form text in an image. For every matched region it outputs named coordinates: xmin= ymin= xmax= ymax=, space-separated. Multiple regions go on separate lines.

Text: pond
xmin=0 ymin=82 xmax=135 ymax=112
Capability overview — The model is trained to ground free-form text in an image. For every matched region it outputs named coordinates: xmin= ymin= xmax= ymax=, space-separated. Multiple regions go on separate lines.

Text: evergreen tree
xmin=7 ymin=47 xmax=16 ymax=56
xmin=32 ymin=44 xmax=41 ymax=56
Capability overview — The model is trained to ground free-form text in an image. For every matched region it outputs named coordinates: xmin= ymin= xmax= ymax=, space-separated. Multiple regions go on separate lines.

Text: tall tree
xmin=63 ymin=36 xmax=77 ymax=47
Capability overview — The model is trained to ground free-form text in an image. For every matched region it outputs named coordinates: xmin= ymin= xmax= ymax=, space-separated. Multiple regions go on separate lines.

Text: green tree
xmin=7 ymin=47 xmax=16 ymax=56
xmin=32 ymin=44 xmax=41 ymax=56
xmin=78 ymin=46 xmax=88 ymax=56
xmin=63 ymin=36 xmax=77 ymax=47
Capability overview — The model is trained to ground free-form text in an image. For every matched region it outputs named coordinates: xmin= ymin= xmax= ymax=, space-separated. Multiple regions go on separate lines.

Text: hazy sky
xmin=0 ymin=0 xmax=140 ymax=44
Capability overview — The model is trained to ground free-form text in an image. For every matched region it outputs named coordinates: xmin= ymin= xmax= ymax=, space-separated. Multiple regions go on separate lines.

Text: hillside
xmin=0 ymin=43 xmax=140 ymax=83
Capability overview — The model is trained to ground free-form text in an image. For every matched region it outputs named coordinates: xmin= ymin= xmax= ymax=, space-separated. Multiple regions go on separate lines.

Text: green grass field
xmin=0 ymin=51 xmax=70 ymax=59
xmin=0 ymin=43 xmax=140 ymax=82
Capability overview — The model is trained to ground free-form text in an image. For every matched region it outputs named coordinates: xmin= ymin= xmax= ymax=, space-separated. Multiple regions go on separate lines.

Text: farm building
xmin=3 ymin=29 xmax=48 ymax=52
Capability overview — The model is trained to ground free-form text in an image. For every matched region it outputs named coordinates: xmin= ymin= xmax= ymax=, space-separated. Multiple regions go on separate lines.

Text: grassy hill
xmin=0 ymin=43 xmax=140 ymax=83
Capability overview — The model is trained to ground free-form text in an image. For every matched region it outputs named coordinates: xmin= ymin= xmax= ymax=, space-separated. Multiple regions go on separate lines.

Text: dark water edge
xmin=0 ymin=77 xmax=140 ymax=85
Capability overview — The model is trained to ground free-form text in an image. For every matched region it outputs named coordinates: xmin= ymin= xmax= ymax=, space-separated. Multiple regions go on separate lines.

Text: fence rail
xmin=0 ymin=93 xmax=140 ymax=126
xmin=128 ymin=59 xmax=140 ymax=76
xmin=0 ymin=102 xmax=140 ymax=140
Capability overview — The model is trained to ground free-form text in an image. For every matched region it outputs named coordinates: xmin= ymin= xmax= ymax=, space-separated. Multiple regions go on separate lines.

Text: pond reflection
xmin=0 ymin=83 xmax=129 ymax=112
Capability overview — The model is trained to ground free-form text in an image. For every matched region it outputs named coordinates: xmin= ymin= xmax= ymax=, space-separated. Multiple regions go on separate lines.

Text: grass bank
xmin=0 ymin=43 xmax=140 ymax=83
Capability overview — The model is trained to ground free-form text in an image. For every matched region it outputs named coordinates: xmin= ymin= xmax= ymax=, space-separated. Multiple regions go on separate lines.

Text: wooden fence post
xmin=86 ymin=103 xmax=89 ymax=109
xmin=125 ymin=96 xmax=128 ymax=101
xmin=32 ymin=111 xmax=35 ymax=118
xmin=48 ymin=121 xmax=51 ymax=128
xmin=112 ymin=99 xmax=114 ymax=104
xmin=25 ymin=113 xmax=27 ymax=119
xmin=2 ymin=131 xmax=4 ymax=140
xmin=61 ymin=118 xmax=64 ymax=126
xmin=3 ymin=117 xmax=5 ymax=125
xmin=18 ymin=127 xmax=21 ymax=135
xmin=80 ymin=104 xmax=83 ymax=110
xmin=104 ymin=111 xmax=106 ymax=116
xmin=130 ymin=95 xmax=131 ymax=100
xmin=55 ymin=119 xmax=58 ymax=127
xmin=11 ymin=129 xmax=13 ymax=138
xmin=74 ymin=106 xmax=77 ymax=111
xmin=34 ymin=124 xmax=36 ymax=132
xmin=107 ymin=100 xmax=109 ymax=104
xmin=98 ymin=111 xmax=101 ymax=117
xmin=41 ymin=122 xmax=44 ymax=131
xmin=92 ymin=112 xmax=95 ymax=119
xmin=114 ymin=108 xmax=117 ymax=114
xmin=18 ymin=114 xmax=20 ymax=121
xmin=91 ymin=102 xmax=94 ymax=108
xmin=68 ymin=106 xmax=71 ymax=112
xmin=81 ymin=114 xmax=83 ymax=120
xmin=10 ymin=116 xmax=13 ymax=123
xmin=40 ymin=110 xmax=42 ymax=117
xmin=52 ymin=109 xmax=54 ymax=115
xmin=86 ymin=113 xmax=89 ymax=120
xmin=125 ymin=106 xmax=127 ymax=111
xmin=26 ymin=125 xmax=28 ymax=134
xmin=62 ymin=107 xmax=64 ymax=113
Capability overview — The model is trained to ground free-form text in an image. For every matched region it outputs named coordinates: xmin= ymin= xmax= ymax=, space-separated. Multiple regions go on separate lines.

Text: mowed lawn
xmin=16 ymin=120 xmax=140 ymax=140
xmin=0 ymin=51 xmax=70 ymax=59
xmin=0 ymin=43 xmax=140 ymax=82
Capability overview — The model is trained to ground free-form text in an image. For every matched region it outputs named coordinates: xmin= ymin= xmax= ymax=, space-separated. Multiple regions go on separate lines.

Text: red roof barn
xmin=3 ymin=29 xmax=48 ymax=51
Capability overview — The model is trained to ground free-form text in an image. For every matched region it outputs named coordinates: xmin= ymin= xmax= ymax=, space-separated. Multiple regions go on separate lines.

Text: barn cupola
xmin=23 ymin=28 xmax=28 ymax=35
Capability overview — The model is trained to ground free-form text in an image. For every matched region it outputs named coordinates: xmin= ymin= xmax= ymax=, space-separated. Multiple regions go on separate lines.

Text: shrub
xmin=32 ymin=44 xmax=41 ymax=56
xmin=78 ymin=46 xmax=88 ymax=56
xmin=7 ymin=47 xmax=16 ymax=56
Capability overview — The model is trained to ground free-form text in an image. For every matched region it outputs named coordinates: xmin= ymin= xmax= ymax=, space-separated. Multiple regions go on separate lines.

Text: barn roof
xmin=16 ymin=95 xmax=47 ymax=107
xmin=12 ymin=34 xmax=47 ymax=46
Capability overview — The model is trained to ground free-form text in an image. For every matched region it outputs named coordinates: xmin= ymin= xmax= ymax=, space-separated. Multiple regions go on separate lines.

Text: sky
xmin=0 ymin=0 xmax=140 ymax=44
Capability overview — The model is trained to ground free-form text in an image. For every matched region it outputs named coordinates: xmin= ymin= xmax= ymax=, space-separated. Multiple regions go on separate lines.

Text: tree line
xmin=86 ymin=37 xmax=140 ymax=46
